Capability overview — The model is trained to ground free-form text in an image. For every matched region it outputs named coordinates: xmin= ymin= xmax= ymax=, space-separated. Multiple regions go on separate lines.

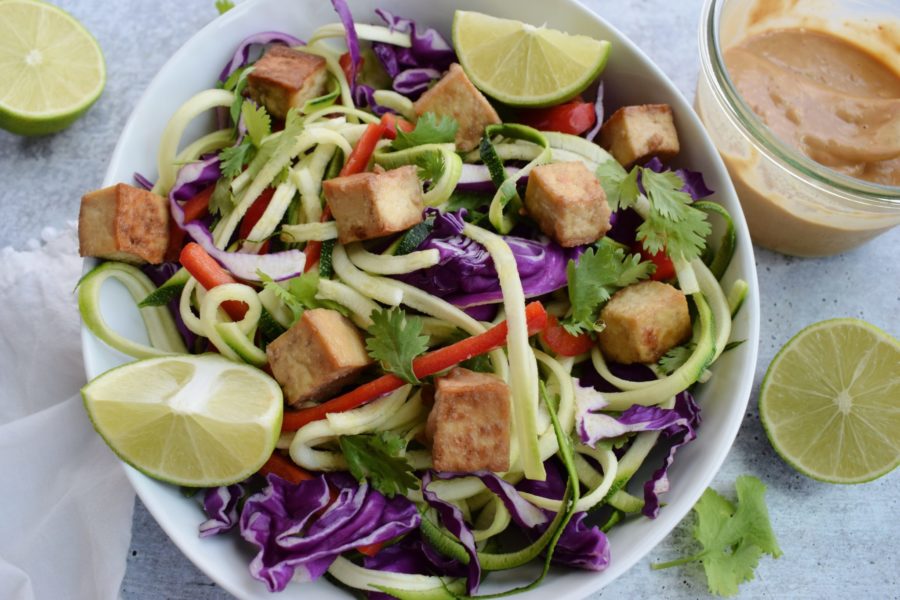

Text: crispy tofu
xmin=599 ymin=104 xmax=680 ymax=168
xmin=246 ymin=45 xmax=328 ymax=120
xmin=266 ymin=308 xmax=373 ymax=407
xmin=597 ymin=281 xmax=692 ymax=364
xmin=524 ymin=161 xmax=612 ymax=247
xmin=426 ymin=368 xmax=511 ymax=473
xmin=413 ymin=63 xmax=501 ymax=152
xmin=322 ymin=165 xmax=424 ymax=243
xmin=78 ymin=183 xmax=169 ymax=265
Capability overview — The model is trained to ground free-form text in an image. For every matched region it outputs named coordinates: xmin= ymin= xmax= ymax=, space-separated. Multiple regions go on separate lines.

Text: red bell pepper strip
xmin=356 ymin=542 xmax=385 ymax=557
xmin=179 ymin=242 xmax=247 ymax=320
xmin=540 ymin=315 xmax=595 ymax=356
xmin=258 ymin=452 xmax=313 ymax=484
xmin=239 ymin=187 xmax=276 ymax=254
xmin=281 ymin=301 xmax=549 ymax=431
xmin=517 ymin=99 xmax=597 ymax=136
xmin=633 ymin=241 xmax=676 ymax=281
xmin=380 ymin=112 xmax=415 ymax=140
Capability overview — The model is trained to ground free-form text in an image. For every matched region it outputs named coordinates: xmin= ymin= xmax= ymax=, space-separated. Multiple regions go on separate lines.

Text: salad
xmin=77 ymin=1 xmax=747 ymax=597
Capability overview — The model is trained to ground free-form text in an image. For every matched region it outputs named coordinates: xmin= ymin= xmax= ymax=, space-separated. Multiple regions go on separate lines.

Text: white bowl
xmin=81 ymin=0 xmax=760 ymax=597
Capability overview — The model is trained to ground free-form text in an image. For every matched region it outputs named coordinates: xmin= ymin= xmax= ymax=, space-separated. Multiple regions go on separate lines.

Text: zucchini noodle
xmin=155 ymin=88 xmax=234 ymax=194
xmin=328 ymin=556 xmax=461 ymax=596
xmin=280 ymin=221 xmax=340 ymax=242
xmin=590 ymin=347 xmax=659 ymax=391
xmin=295 ymin=44 xmax=354 ymax=114
xmin=308 ymin=23 xmax=412 ymax=47
xmin=243 ymin=179 xmax=298 ymax=252
xmin=78 ymin=262 xmax=187 ymax=358
xmin=463 ymin=223 xmax=544 ymax=480
xmin=521 ymin=446 xmax=617 ymax=513
xmin=315 ymin=279 xmax=379 ymax=328
xmin=373 ymin=89 xmax=416 ymax=121
xmin=345 ymin=242 xmax=440 ymax=275
xmin=373 ymin=143 xmax=463 ymax=207
xmin=290 ymin=143 xmax=335 ymax=223
xmin=199 ymin=283 xmax=265 ymax=366
xmin=174 ymin=128 xmax=233 ymax=165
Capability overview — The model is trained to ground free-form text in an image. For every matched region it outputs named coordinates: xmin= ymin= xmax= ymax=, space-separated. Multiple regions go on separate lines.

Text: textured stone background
xmin=1 ymin=0 xmax=897 ymax=598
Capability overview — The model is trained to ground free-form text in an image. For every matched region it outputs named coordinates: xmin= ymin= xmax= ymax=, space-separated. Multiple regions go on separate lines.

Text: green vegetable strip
xmin=138 ymin=267 xmax=190 ymax=308
xmin=199 ymin=283 xmax=265 ymax=366
xmin=243 ymin=179 xmax=297 ymax=252
xmin=483 ymin=124 xmax=551 ymax=234
xmin=693 ymin=258 xmax=733 ymax=363
xmin=307 ymin=22 xmax=412 ymax=48
xmin=373 ymin=143 xmax=463 ymax=207
xmin=463 ymin=223 xmax=544 ymax=481
xmin=328 ymin=555 xmax=460 ymax=595
xmin=373 ymin=89 xmax=416 ymax=121
xmin=693 ymin=201 xmax=736 ymax=280
xmin=590 ymin=346 xmax=658 ymax=391
xmin=345 ymin=242 xmax=440 ymax=275
xmin=154 ymin=88 xmax=234 ymax=195
xmin=280 ymin=221 xmax=340 ymax=242
xmin=728 ymin=279 xmax=749 ymax=317
xmin=78 ymin=262 xmax=187 ymax=359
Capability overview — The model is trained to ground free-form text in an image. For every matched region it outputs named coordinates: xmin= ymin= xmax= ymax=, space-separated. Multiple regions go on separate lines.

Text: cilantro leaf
xmin=365 ymin=308 xmax=429 ymax=384
xmin=415 ymin=150 xmax=445 ymax=183
xmin=242 ymin=100 xmax=272 ymax=148
xmin=658 ymin=342 xmax=695 ymax=374
xmin=638 ymin=168 xmax=712 ymax=262
xmin=563 ymin=241 xmax=655 ymax=335
xmin=595 ymin=161 xmax=637 ymax=212
xmin=209 ymin=176 xmax=236 ymax=218
xmin=257 ymin=270 xmax=334 ymax=326
xmin=214 ymin=0 xmax=234 ymax=14
xmin=228 ymin=70 xmax=251 ymax=129
xmin=652 ymin=475 xmax=781 ymax=597
xmin=393 ymin=112 xmax=458 ymax=150
xmin=339 ymin=432 xmax=417 ymax=498
xmin=219 ymin=139 xmax=255 ymax=178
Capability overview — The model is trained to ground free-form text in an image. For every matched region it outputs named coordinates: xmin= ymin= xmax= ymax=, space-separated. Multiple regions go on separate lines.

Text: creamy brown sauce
xmin=725 ymin=28 xmax=900 ymax=186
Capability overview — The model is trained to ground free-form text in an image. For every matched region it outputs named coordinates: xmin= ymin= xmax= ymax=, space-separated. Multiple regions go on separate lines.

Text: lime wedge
xmin=82 ymin=354 xmax=283 ymax=487
xmin=0 ymin=0 xmax=106 ymax=136
xmin=452 ymin=11 xmax=610 ymax=107
xmin=759 ymin=319 xmax=899 ymax=484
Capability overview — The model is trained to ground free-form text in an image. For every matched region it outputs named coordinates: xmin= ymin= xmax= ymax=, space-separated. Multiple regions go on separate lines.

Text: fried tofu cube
xmin=322 ymin=165 xmax=424 ymax=244
xmin=413 ymin=63 xmax=501 ymax=152
xmin=597 ymin=281 xmax=692 ymax=364
xmin=266 ymin=308 xmax=373 ymax=407
xmin=246 ymin=45 xmax=328 ymax=120
xmin=524 ymin=161 xmax=612 ymax=247
xmin=426 ymin=368 xmax=511 ymax=473
xmin=78 ymin=183 xmax=169 ymax=265
xmin=599 ymin=104 xmax=680 ymax=168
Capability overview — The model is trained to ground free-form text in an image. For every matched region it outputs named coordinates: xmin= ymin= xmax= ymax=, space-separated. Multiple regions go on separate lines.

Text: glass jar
xmin=696 ymin=0 xmax=900 ymax=256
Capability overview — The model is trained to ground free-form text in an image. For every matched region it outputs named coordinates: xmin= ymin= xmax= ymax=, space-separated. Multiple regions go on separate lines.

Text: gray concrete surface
xmin=1 ymin=0 xmax=897 ymax=598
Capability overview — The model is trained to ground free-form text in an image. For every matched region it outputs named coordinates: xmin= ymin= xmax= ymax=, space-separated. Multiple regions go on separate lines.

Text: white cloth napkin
xmin=0 ymin=224 xmax=135 ymax=600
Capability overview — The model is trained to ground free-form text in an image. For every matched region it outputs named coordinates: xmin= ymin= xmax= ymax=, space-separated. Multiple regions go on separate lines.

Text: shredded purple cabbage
xmin=641 ymin=391 xmax=701 ymax=518
xmin=133 ymin=172 xmax=154 ymax=191
xmin=199 ymin=483 xmax=244 ymax=537
xmin=371 ymin=9 xmax=456 ymax=99
xmin=577 ymin=360 xmax=657 ymax=393
xmin=239 ymin=473 xmax=420 ymax=592
xmin=167 ymin=158 xmax=305 ymax=281
xmin=331 ymin=0 xmax=361 ymax=88
xmin=429 ymin=471 xmax=549 ymax=529
xmin=516 ymin=459 xmax=611 ymax=571
xmin=218 ymin=31 xmax=305 ymax=83
xmin=421 ymin=471 xmax=481 ymax=594
xmin=395 ymin=210 xmax=575 ymax=308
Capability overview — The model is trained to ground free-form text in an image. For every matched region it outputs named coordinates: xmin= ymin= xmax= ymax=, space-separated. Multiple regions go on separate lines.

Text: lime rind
xmin=759 ymin=318 xmax=900 ymax=484
xmin=452 ymin=10 xmax=610 ymax=108
xmin=0 ymin=0 xmax=106 ymax=135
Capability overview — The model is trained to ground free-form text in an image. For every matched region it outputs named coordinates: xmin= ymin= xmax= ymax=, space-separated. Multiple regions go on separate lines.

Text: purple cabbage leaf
xmin=199 ymin=483 xmax=245 ymax=537
xmin=239 ymin=473 xmax=420 ymax=592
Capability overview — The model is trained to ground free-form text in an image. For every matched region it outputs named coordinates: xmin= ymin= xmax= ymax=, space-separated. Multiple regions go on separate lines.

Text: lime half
xmin=759 ymin=318 xmax=899 ymax=484
xmin=0 ymin=0 xmax=106 ymax=135
xmin=452 ymin=11 xmax=610 ymax=107
xmin=82 ymin=354 xmax=283 ymax=487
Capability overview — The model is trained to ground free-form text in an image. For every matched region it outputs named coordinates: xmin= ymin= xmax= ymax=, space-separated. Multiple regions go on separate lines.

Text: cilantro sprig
xmin=595 ymin=160 xmax=711 ymax=262
xmin=365 ymin=307 xmax=429 ymax=384
xmin=652 ymin=475 xmax=782 ymax=597
xmin=563 ymin=240 xmax=655 ymax=335
xmin=257 ymin=270 xmax=347 ymax=327
xmin=392 ymin=112 xmax=458 ymax=150
xmin=339 ymin=432 xmax=417 ymax=498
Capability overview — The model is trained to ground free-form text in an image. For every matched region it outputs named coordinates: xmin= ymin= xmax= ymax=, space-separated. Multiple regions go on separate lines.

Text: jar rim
xmin=698 ymin=0 xmax=900 ymax=205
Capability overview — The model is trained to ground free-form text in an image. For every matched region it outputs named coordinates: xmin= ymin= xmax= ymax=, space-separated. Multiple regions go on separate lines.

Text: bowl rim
xmin=698 ymin=0 xmax=900 ymax=205
xmin=82 ymin=0 xmax=761 ymax=597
